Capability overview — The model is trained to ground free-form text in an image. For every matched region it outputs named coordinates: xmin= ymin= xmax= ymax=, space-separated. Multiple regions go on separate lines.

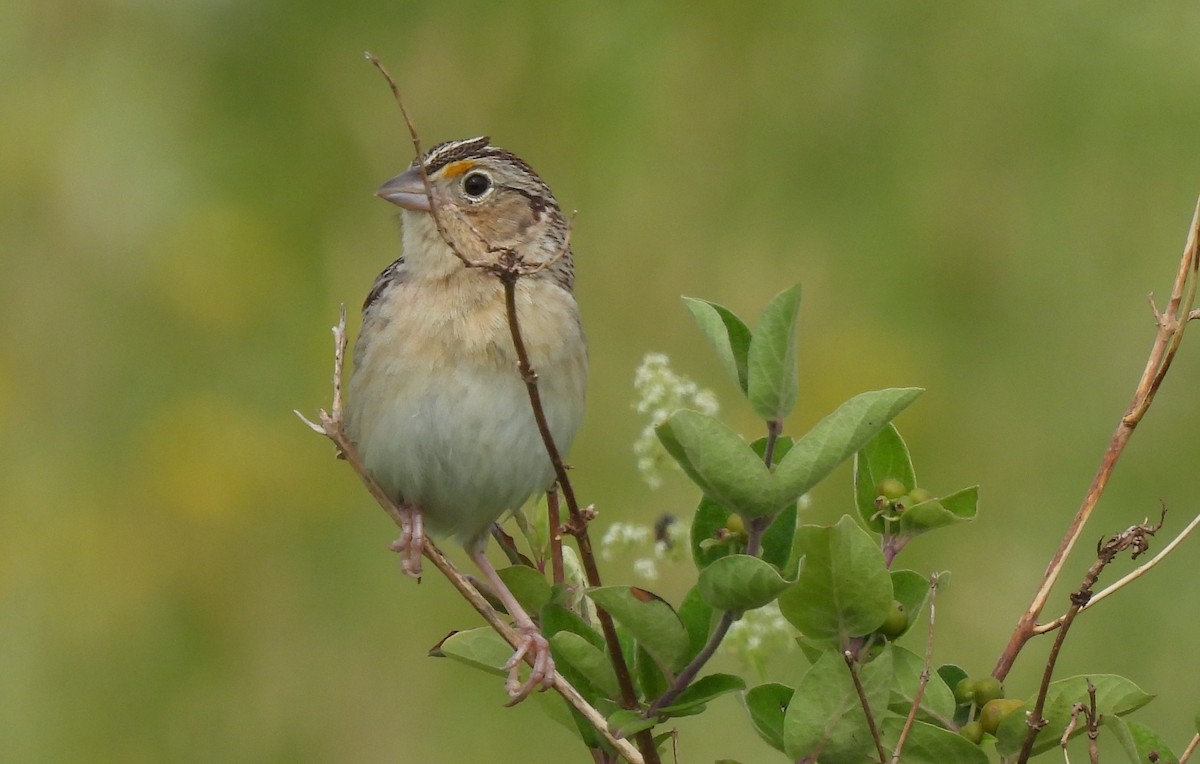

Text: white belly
xmin=344 ymin=274 xmax=586 ymax=545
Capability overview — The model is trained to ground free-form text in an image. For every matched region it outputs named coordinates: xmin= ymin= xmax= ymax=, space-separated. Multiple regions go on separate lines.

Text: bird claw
xmin=388 ymin=504 xmax=424 ymax=579
xmin=502 ymin=628 xmax=554 ymax=704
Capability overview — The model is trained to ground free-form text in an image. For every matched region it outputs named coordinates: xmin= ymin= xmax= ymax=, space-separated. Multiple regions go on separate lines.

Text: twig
xmin=890 ymin=573 xmax=940 ymax=764
xmin=1086 ymin=681 xmax=1100 ymax=764
xmin=994 ymin=195 xmax=1200 ymax=681
xmin=844 ymin=650 xmax=888 ymax=764
xmin=1034 ymin=505 xmax=1200 ymax=635
xmin=1060 ymin=704 xmax=1081 ymax=764
xmin=362 ymin=56 xmax=655 ymax=764
xmin=646 ymin=612 xmax=735 ymax=717
xmin=1180 ymin=732 xmax=1200 ymax=763
xmin=1015 ymin=516 xmax=1164 ymax=763
xmin=295 ymin=312 xmax=643 ymax=764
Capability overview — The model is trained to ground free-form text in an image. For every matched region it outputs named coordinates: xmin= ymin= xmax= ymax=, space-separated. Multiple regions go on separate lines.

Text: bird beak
xmin=376 ymin=167 xmax=432 ymax=211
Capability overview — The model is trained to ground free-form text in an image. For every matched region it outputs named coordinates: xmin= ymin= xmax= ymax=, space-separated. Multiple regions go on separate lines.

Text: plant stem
xmin=993 ymin=197 xmax=1200 ymax=681
xmin=844 ymin=651 xmax=887 ymax=764
xmin=499 ymin=273 xmax=657 ymax=764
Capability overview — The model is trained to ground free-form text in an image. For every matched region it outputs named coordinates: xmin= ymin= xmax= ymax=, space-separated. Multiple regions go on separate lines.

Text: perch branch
xmin=993 ymin=195 xmax=1200 ymax=680
xmin=295 ymin=310 xmax=642 ymax=763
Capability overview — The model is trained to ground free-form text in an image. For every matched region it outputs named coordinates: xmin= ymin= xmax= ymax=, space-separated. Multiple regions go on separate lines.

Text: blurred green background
xmin=4 ymin=2 xmax=1200 ymax=761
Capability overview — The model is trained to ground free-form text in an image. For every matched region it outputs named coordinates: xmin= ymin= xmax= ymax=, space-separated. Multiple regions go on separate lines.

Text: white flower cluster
xmin=721 ymin=602 xmax=795 ymax=676
xmin=632 ymin=353 xmax=719 ymax=489
xmin=598 ymin=519 xmax=690 ymax=581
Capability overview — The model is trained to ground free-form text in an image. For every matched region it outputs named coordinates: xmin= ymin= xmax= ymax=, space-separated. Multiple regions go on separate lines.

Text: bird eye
xmin=462 ymin=171 xmax=492 ymax=200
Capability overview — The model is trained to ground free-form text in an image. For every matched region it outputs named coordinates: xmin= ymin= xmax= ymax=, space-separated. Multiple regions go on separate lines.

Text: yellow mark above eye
xmin=440 ymin=160 xmax=474 ymax=179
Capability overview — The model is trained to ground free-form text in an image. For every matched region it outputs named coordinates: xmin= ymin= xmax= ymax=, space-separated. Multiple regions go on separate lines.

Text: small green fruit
xmin=954 ymin=678 xmax=977 ymax=706
xmin=909 ymin=487 xmax=934 ymax=504
xmin=877 ymin=600 xmax=907 ymax=639
xmin=979 ymin=698 xmax=1025 ymax=734
xmin=876 ymin=478 xmax=908 ymax=500
xmin=724 ymin=514 xmax=745 ymax=535
xmin=958 ymin=721 xmax=984 ymax=744
xmin=972 ymin=676 xmax=1003 ymax=707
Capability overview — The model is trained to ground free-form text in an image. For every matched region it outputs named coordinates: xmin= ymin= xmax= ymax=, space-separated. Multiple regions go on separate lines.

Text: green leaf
xmin=657 ymin=410 xmax=783 ymax=519
xmin=541 ymin=602 xmax=605 ymax=651
xmin=497 ymin=565 xmax=553 ymax=616
xmin=747 ymin=284 xmax=802 ymax=421
xmin=690 ymin=495 xmax=734 ymax=569
xmin=529 ymin=688 xmax=600 ymax=747
xmin=549 ymin=631 xmax=620 ymax=699
xmin=854 ymin=423 xmax=916 ymax=532
xmin=783 ymin=644 xmax=894 ymax=762
xmin=587 ymin=586 xmax=690 ymax=673
xmin=1104 ymin=716 xmax=1178 ymax=764
xmin=887 ymin=569 xmax=935 ymax=638
xmin=698 ymin=554 xmax=791 ymax=612
xmin=897 ymin=485 xmax=979 ymax=538
xmin=778 ymin=516 xmax=894 ymax=647
xmin=607 ymin=708 xmax=658 ymax=738
xmin=691 ymin=494 xmax=734 ymax=566
xmin=743 ymin=682 xmax=794 ymax=753
xmin=889 ymin=646 xmax=956 ymax=727
xmin=435 ymin=627 xmax=510 ymax=676
xmin=683 ymin=297 xmax=752 ymax=393
xmin=936 ymin=664 xmax=971 ymax=727
xmin=773 ymin=388 xmax=923 ymax=507
xmin=677 ymin=585 xmax=716 ymax=663
xmin=635 ymin=643 xmax=668 ymax=701
xmin=880 ymin=717 xmax=988 ymax=764
xmin=657 ymin=673 xmax=747 ymax=716
xmin=995 ymin=674 xmax=1156 ymax=756
xmin=663 ymin=391 xmax=919 ymax=520
xmin=761 ymin=502 xmax=798 ymax=574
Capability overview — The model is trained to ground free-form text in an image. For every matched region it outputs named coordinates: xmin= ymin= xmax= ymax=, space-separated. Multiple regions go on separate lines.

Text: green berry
xmin=724 ymin=514 xmax=745 ymax=535
xmin=958 ymin=721 xmax=984 ymax=744
xmin=954 ymin=678 xmax=977 ymax=706
xmin=877 ymin=600 xmax=907 ymax=639
xmin=909 ymin=487 xmax=934 ymax=504
xmin=972 ymin=676 xmax=1003 ymax=707
xmin=876 ymin=478 xmax=907 ymax=500
xmin=979 ymin=698 xmax=1024 ymax=734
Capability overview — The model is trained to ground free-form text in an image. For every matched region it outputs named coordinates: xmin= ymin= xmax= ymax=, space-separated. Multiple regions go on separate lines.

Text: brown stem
xmin=844 ymin=651 xmax=888 ymax=764
xmin=294 ymin=311 xmax=643 ymax=763
xmin=890 ymin=574 xmax=940 ymax=763
xmin=359 ymin=56 xmax=653 ymax=763
xmin=499 ymin=273 xmax=656 ymax=763
xmin=1015 ymin=516 xmax=1163 ymax=763
xmin=993 ymin=196 xmax=1200 ymax=681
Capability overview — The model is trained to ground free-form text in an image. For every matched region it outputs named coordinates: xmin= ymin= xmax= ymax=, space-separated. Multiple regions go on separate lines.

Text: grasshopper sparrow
xmin=345 ymin=137 xmax=587 ymax=698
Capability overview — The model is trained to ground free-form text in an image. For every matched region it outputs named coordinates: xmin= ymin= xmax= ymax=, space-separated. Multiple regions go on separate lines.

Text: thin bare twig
xmin=1180 ymin=732 xmax=1200 ymax=763
xmin=994 ymin=195 xmax=1200 ymax=681
xmin=362 ymin=56 xmax=656 ymax=764
xmin=844 ymin=650 xmax=888 ymax=764
xmin=1016 ymin=516 xmax=1164 ymax=763
xmin=1034 ymin=505 xmax=1200 ymax=635
xmin=295 ymin=311 xmax=643 ymax=764
xmin=890 ymin=573 xmax=940 ymax=764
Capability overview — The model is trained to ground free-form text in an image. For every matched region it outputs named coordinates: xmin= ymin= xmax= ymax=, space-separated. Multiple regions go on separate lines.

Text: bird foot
xmin=503 ymin=626 xmax=554 ymax=704
xmin=387 ymin=504 xmax=424 ymax=579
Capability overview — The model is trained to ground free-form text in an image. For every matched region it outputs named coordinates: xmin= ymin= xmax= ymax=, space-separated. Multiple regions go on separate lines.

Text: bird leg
xmin=469 ymin=543 xmax=555 ymax=702
xmin=387 ymin=503 xmax=424 ymax=579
